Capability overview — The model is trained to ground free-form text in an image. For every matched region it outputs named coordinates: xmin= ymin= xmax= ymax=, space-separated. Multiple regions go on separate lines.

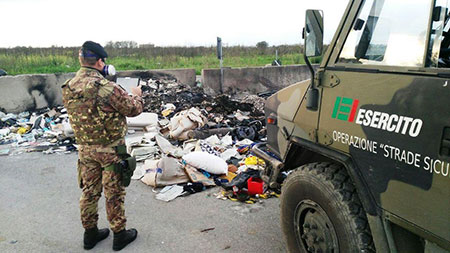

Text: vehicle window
xmin=427 ymin=0 xmax=450 ymax=68
xmin=338 ymin=0 xmax=432 ymax=67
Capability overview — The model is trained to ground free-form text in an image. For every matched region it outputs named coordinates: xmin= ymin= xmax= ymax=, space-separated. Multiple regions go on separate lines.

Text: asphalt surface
xmin=0 ymin=148 xmax=286 ymax=253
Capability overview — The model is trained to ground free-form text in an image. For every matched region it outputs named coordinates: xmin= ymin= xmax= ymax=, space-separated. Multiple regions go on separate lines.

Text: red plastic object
xmin=247 ymin=177 xmax=264 ymax=195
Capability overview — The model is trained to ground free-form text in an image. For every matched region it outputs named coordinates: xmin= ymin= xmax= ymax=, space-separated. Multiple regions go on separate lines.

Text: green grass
xmin=0 ymin=54 xmax=78 ymax=75
xmin=0 ymin=53 xmax=320 ymax=76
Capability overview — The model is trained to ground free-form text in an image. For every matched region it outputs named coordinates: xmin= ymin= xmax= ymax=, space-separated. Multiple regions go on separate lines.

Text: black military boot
xmin=83 ymin=227 xmax=110 ymax=250
xmin=113 ymin=228 xmax=138 ymax=251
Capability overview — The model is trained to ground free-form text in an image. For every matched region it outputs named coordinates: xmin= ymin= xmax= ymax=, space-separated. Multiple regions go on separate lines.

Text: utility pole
xmin=217 ymin=37 xmax=223 ymax=94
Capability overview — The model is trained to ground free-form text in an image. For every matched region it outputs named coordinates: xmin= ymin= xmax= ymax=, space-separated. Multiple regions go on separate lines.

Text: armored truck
xmin=253 ymin=0 xmax=450 ymax=252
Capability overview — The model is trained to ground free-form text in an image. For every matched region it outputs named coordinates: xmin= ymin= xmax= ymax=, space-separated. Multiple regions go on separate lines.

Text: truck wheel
xmin=281 ymin=162 xmax=374 ymax=252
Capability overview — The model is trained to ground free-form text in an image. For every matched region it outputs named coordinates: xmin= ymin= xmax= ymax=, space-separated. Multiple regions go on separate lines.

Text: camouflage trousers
xmin=77 ymin=141 xmax=126 ymax=233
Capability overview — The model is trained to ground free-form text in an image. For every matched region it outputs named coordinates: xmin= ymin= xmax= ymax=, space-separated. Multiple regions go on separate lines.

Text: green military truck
xmin=253 ymin=0 xmax=450 ymax=252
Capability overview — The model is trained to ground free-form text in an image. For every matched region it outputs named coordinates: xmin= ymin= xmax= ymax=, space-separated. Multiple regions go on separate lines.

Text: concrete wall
xmin=0 ymin=65 xmax=314 ymax=113
xmin=202 ymin=64 xmax=317 ymax=95
xmin=0 ymin=73 xmax=74 ymax=113
xmin=0 ymin=69 xmax=196 ymax=113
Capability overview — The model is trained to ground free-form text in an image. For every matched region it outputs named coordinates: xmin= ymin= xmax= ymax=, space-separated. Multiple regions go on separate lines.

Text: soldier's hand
xmin=131 ymin=85 xmax=142 ymax=97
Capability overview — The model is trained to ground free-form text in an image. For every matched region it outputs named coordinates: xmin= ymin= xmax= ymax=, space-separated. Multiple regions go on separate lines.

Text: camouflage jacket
xmin=62 ymin=67 xmax=143 ymax=145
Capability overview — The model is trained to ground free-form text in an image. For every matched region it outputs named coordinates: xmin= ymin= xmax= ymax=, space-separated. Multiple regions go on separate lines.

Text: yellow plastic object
xmin=228 ymin=197 xmax=239 ymax=202
xmin=244 ymin=156 xmax=265 ymax=166
xmin=270 ymin=192 xmax=280 ymax=198
xmin=220 ymin=172 xmax=237 ymax=182
xmin=258 ymin=193 xmax=269 ymax=199
xmin=162 ymin=109 xmax=174 ymax=117
xmin=17 ymin=126 xmax=30 ymax=135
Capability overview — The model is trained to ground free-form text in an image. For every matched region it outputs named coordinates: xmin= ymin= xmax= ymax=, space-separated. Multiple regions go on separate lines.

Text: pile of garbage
xmin=0 ymin=108 xmax=76 ymax=156
xmin=139 ymin=77 xmax=266 ymax=142
xmin=0 ymin=75 xmax=276 ymax=203
xmin=126 ymin=76 xmax=276 ymax=202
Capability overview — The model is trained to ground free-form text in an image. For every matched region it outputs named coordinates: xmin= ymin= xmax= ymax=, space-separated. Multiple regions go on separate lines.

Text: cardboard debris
xmin=184 ymin=164 xmax=215 ymax=186
xmin=155 ymin=156 xmax=190 ymax=186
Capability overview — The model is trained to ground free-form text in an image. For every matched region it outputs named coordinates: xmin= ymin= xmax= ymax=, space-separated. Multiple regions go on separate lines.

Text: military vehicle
xmin=252 ymin=0 xmax=450 ymax=252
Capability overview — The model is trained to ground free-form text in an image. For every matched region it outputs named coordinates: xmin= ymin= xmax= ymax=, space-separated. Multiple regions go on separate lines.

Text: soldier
xmin=62 ymin=41 xmax=143 ymax=251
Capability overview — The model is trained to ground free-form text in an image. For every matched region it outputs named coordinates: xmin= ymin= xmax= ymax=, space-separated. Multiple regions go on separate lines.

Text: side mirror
xmin=304 ymin=9 xmax=324 ymax=57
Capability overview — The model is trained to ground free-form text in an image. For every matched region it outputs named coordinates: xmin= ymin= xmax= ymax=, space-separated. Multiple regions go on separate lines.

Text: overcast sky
xmin=0 ymin=0 xmax=348 ymax=48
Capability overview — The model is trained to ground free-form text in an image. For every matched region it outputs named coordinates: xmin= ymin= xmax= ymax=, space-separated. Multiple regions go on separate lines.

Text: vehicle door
xmin=318 ymin=0 xmax=450 ymax=243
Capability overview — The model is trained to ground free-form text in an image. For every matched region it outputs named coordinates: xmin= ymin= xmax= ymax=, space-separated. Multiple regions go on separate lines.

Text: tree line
xmin=0 ymin=41 xmax=304 ymax=58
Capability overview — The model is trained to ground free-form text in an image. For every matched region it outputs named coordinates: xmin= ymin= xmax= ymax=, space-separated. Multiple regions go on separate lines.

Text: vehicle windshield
xmin=430 ymin=0 xmax=450 ymax=67
xmin=337 ymin=0 xmax=441 ymax=67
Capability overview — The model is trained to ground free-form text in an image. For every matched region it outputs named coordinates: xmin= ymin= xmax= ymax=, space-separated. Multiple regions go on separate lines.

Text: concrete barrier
xmin=0 ymin=69 xmax=196 ymax=113
xmin=0 ymin=73 xmax=73 ymax=113
xmin=0 ymin=65 xmax=314 ymax=113
xmin=201 ymin=64 xmax=317 ymax=95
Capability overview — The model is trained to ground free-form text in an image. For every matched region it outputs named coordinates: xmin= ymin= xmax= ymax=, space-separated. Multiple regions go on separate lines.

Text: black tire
xmin=281 ymin=162 xmax=375 ymax=253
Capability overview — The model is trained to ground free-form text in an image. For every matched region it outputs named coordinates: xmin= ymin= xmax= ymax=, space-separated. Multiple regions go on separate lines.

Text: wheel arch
xmin=284 ymin=136 xmax=378 ymax=216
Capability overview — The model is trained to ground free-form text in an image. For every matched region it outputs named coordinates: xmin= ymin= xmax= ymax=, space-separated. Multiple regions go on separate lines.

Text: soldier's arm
xmin=98 ymin=80 xmax=144 ymax=117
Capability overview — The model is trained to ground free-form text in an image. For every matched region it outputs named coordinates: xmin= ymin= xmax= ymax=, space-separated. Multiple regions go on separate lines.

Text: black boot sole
xmin=84 ymin=243 xmax=96 ymax=250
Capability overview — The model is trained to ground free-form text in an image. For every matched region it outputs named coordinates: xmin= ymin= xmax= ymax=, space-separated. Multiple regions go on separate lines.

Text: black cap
xmin=81 ymin=41 xmax=108 ymax=59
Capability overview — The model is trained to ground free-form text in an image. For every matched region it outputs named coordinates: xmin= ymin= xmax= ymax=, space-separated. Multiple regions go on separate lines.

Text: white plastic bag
xmin=182 ymin=151 xmax=228 ymax=175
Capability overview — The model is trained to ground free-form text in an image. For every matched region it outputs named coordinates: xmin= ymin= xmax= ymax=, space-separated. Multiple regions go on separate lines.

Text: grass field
xmin=0 ymin=45 xmax=321 ymax=75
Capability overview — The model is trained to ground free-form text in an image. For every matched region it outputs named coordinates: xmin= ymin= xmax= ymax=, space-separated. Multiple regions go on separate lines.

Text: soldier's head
xmin=79 ymin=41 xmax=108 ymax=70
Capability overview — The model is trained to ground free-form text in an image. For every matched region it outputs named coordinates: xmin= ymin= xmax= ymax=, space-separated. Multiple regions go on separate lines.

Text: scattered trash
xmin=215 ymin=190 xmax=279 ymax=205
xmin=0 ymin=75 xmax=277 ymax=207
xmin=0 ymin=149 xmax=10 ymax=156
xmin=182 ymin=151 xmax=228 ymax=175
xmin=155 ymin=156 xmax=190 ymax=186
xmin=227 ymin=164 xmax=238 ymax=173
xmin=184 ymin=164 xmax=215 ymax=186
xmin=0 ymin=128 xmax=10 ymax=137
xmin=200 ymin=227 xmax=215 ymax=233
xmin=155 ymin=185 xmax=185 ymax=202
xmin=183 ymin=182 xmax=206 ymax=194
xmin=161 ymin=103 xmax=176 ymax=117
xmin=0 ymin=106 xmax=77 ymax=155
xmin=169 ymin=108 xmax=206 ymax=140
xmin=247 ymin=177 xmax=264 ymax=195
xmin=222 ymin=169 xmax=261 ymax=192
xmin=130 ymin=146 xmax=158 ymax=161
xmin=127 ymin=112 xmax=158 ymax=128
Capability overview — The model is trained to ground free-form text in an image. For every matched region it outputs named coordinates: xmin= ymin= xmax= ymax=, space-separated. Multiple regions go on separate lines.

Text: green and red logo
xmin=331 ymin=96 xmax=423 ymax=137
xmin=332 ymin=96 xmax=359 ymax=122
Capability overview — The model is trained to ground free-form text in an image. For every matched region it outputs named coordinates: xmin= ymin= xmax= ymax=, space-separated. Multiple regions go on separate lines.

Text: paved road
xmin=0 ymin=149 xmax=286 ymax=253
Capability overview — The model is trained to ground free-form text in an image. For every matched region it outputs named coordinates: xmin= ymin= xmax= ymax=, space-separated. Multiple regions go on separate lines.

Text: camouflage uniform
xmin=62 ymin=67 xmax=143 ymax=233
